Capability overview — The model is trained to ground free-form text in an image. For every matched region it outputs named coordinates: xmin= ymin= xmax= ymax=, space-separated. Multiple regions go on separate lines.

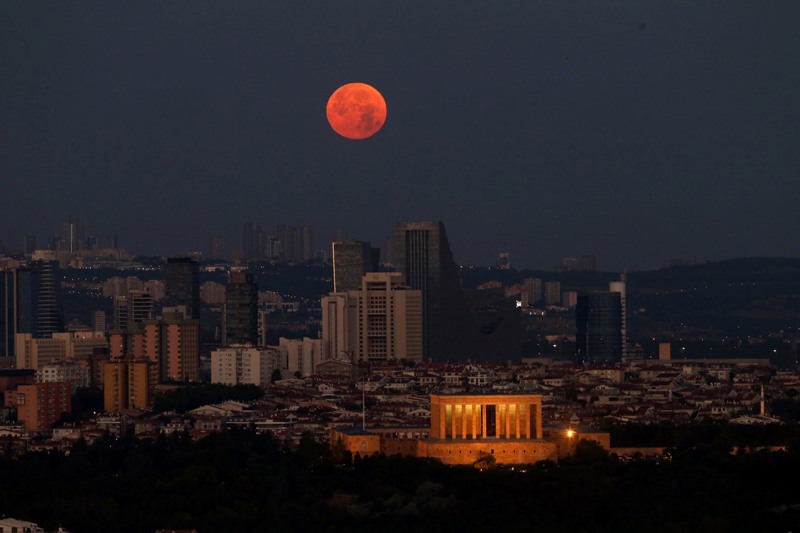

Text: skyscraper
xmin=61 ymin=214 xmax=87 ymax=252
xmin=242 ymin=222 xmax=264 ymax=261
xmin=608 ymin=273 xmax=627 ymax=360
xmin=393 ymin=221 xmax=462 ymax=359
xmin=163 ymin=257 xmax=200 ymax=319
xmin=575 ymin=292 xmax=623 ymax=364
xmin=223 ymin=270 xmax=258 ymax=346
xmin=16 ymin=261 xmax=63 ymax=339
xmin=392 ymin=221 xmax=520 ymax=361
xmin=332 ymin=240 xmax=378 ymax=293
xmin=1 ymin=269 xmax=19 ymax=358
xmin=273 ymin=224 xmax=315 ymax=262
xmin=298 ymin=224 xmax=315 ymax=262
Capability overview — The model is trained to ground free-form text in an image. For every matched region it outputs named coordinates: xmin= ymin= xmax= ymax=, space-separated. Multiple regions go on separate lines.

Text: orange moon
xmin=326 ymin=82 xmax=387 ymax=140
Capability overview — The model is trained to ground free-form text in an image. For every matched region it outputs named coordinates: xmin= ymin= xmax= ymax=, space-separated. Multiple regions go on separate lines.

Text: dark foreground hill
xmin=2 ymin=430 xmax=799 ymax=533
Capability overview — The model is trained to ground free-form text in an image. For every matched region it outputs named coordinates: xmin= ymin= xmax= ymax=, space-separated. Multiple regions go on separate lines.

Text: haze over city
xmin=2 ymin=1 xmax=799 ymax=271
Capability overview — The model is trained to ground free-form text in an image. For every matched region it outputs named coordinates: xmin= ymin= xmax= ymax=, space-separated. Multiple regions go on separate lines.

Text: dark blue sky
xmin=2 ymin=1 xmax=798 ymax=271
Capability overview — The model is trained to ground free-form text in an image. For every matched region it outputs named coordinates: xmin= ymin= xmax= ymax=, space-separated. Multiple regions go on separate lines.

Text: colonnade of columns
xmin=432 ymin=396 xmax=542 ymax=440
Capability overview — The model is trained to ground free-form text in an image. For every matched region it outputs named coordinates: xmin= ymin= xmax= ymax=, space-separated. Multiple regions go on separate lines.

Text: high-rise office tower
xmin=608 ymin=273 xmax=627 ymax=360
xmin=163 ymin=257 xmax=200 ymax=319
xmin=61 ymin=214 xmax=87 ymax=252
xmin=242 ymin=222 xmax=264 ymax=261
xmin=392 ymin=221 xmax=464 ymax=359
xmin=392 ymin=221 xmax=522 ymax=361
xmin=298 ymin=224 xmax=314 ymax=261
xmin=208 ymin=237 xmax=225 ymax=261
xmin=332 ymin=241 xmax=379 ymax=293
xmin=273 ymin=224 xmax=290 ymax=261
xmin=575 ymin=291 xmax=623 ymax=364
xmin=1 ymin=269 xmax=19 ymax=358
xmin=223 ymin=270 xmax=258 ymax=346
xmin=16 ymin=261 xmax=63 ymax=339
xmin=272 ymin=224 xmax=315 ymax=262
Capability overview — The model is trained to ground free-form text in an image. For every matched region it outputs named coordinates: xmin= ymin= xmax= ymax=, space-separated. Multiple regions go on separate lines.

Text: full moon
xmin=326 ymin=83 xmax=387 ymax=140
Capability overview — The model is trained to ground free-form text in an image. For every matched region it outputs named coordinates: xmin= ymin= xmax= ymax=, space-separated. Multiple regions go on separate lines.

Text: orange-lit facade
xmin=430 ymin=393 xmax=542 ymax=440
xmin=108 ymin=311 xmax=199 ymax=383
xmin=163 ymin=317 xmax=199 ymax=382
xmin=104 ymin=360 xmax=127 ymax=413
xmin=331 ymin=393 xmax=560 ymax=465
xmin=103 ymin=359 xmax=155 ymax=412
xmin=15 ymin=382 xmax=71 ymax=431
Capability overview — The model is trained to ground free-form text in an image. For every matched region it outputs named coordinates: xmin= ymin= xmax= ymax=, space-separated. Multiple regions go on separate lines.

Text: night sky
xmin=2 ymin=1 xmax=798 ymax=271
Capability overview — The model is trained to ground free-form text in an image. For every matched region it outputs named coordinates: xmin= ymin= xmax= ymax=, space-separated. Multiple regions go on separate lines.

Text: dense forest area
xmin=1 ymin=430 xmax=799 ymax=532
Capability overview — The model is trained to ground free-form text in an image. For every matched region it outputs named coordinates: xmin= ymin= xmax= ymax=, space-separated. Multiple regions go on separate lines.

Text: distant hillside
xmin=62 ymin=257 xmax=799 ymax=342
xmin=460 ymin=258 xmax=800 ymax=339
xmin=627 ymin=258 xmax=800 ymax=338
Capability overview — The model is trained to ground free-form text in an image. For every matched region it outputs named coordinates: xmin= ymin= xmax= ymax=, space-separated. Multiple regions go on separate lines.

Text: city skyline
xmin=2 ymin=2 xmax=798 ymax=272
xmin=4 ymin=214 xmax=797 ymax=273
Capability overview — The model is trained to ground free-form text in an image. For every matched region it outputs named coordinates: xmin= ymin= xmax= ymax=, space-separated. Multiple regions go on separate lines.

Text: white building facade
xmin=210 ymin=345 xmax=280 ymax=387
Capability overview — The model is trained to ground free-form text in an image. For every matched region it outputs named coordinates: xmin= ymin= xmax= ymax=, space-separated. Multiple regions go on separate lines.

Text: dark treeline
xmin=607 ymin=420 xmax=800 ymax=449
xmin=1 ymin=430 xmax=799 ymax=532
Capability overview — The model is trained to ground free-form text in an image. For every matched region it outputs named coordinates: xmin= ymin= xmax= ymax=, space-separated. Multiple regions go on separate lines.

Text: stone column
xmin=471 ymin=404 xmax=477 ymax=439
xmin=522 ymin=404 xmax=529 ymax=439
